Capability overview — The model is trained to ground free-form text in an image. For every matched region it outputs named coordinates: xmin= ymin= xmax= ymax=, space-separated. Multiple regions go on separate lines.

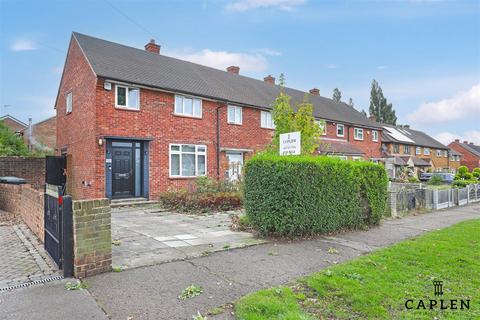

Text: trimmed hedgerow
xmin=244 ymin=154 xmax=388 ymax=236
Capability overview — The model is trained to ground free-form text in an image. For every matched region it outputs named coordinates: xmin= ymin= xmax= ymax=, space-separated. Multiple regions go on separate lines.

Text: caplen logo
xmin=405 ymin=281 xmax=470 ymax=310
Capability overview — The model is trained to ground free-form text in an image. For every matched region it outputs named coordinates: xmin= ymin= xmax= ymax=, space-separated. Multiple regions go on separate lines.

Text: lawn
xmin=235 ymin=219 xmax=480 ymax=319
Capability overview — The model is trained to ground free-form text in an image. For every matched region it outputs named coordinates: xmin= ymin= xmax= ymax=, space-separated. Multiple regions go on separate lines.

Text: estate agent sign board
xmin=279 ymin=131 xmax=301 ymax=155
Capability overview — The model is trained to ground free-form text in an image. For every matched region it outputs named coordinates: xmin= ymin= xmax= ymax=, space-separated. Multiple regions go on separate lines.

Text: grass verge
xmin=235 ymin=219 xmax=480 ymax=319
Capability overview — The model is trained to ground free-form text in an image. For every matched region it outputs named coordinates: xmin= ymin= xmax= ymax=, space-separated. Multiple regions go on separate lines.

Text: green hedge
xmin=244 ymin=154 xmax=388 ymax=236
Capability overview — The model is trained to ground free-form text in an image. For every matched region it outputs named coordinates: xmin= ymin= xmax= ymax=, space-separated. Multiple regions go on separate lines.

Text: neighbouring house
xmin=22 ymin=116 xmax=57 ymax=153
xmin=448 ymin=140 xmax=480 ymax=171
xmin=377 ymin=124 xmax=452 ymax=179
xmin=55 ymin=32 xmax=382 ymax=200
xmin=0 ymin=114 xmax=27 ymax=134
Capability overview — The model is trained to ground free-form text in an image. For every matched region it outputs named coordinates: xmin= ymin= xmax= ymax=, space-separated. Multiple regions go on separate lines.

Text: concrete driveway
xmin=111 ymin=207 xmax=264 ymax=269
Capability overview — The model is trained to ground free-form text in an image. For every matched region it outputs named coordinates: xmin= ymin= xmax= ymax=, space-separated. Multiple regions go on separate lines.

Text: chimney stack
xmin=226 ymin=66 xmax=240 ymax=75
xmin=470 ymin=142 xmax=474 ymax=145
xmin=145 ymin=39 xmax=160 ymax=54
xmin=264 ymin=75 xmax=275 ymax=84
xmin=309 ymin=88 xmax=320 ymax=96
xmin=455 ymin=139 xmax=460 ymax=142
xmin=464 ymin=141 xmax=468 ymax=144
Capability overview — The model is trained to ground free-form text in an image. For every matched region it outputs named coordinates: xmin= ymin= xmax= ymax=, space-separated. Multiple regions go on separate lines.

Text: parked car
xmin=420 ymin=172 xmax=455 ymax=184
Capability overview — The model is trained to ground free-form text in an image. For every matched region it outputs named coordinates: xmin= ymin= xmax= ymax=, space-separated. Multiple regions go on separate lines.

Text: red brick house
xmin=448 ymin=140 xmax=480 ymax=171
xmin=22 ymin=116 xmax=57 ymax=152
xmin=0 ymin=114 xmax=27 ymax=134
xmin=55 ymin=32 xmax=382 ymax=200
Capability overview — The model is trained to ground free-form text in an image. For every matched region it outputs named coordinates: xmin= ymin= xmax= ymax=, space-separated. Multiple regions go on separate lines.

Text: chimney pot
xmin=145 ymin=39 xmax=160 ymax=54
xmin=264 ymin=75 xmax=275 ymax=84
xmin=309 ymin=88 xmax=320 ymax=96
xmin=227 ymin=66 xmax=240 ymax=75
xmin=455 ymin=139 xmax=460 ymax=142
xmin=464 ymin=141 xmax=468 ymax=144
xmin=470 ymin=142 xmax=474 ymax=145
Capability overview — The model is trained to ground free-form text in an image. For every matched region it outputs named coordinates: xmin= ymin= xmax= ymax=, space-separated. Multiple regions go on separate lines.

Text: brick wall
xmin=449 ymin=142 xmax=480 ymax=171
xmin=1 ymin=117 xmax=26 ymax=133
xmin=24 ymin=117 xmax=56 ymax=152
xmin=0 ymin=156 xmax=45 ymax=189
xmin=56 ymin=35 xmax=98 ymax=200
xmin=72 ymin=199 xmax=112 ymax=278
xmin=0 ymin=183 xmax=44 ymax=242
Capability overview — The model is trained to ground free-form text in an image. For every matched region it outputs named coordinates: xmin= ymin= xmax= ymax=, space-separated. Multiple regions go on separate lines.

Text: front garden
xmin=235 ymin=219 xmax=480 ymax=320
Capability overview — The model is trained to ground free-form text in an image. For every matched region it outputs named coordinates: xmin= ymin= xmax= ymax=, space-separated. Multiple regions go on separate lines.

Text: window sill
xmin=169 ymin=176 xmax=204 ymax=180
xmin=353 ymin=138 xmax=364 ymax=141
xmin=173 ymin=113 xmax=203 ymax=120
xmin=65 ymin=111 xmax=72 ymax=115
xmin=115 ymin=106 xmax=141 ymax=112
xmin=227 ymin=122 xmax=242 ymax=126
xmin=261 ymin=126 xmax=275 ymax=130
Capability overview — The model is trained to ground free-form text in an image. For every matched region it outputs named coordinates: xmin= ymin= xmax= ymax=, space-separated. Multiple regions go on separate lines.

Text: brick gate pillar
xmin=72 ymin=199 xmax=112 ymax=277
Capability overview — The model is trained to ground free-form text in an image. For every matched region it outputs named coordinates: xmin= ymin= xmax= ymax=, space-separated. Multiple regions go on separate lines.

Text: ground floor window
xmin=170 ymin=144 xmax=206 ymax=177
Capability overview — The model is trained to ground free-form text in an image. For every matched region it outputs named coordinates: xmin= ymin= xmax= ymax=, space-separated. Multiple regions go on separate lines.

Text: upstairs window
xmin=227 ymin=105 xmax=242 ymax=125
xmin=436 ymin=149 xmax=442 ymax=157
xmin=424 ymin=148 xmax=430 ymax=156
xmin=393 ymin=144 xmax=400 ymax=153
xmin=372 ymin=130 xmax=378 ymax=142
xmin=416 ymin=147 xmax=421 ymax=155
xmin=336 ymin=124 xmax=345 ymax=137
xmin=66 ymin=92 xmax=73 ymax=114
xmin=354 ymin=128 xmax=364 ymax=140
xmin=443 ymin=150 xmax=448 ymax=157
xmin=260 ymin=111 xmax=275 ymax=129
xmin=174 ymin=95 xmax=202 ymax=118
xmin=169 ymin=144 xmax=206 ymax=177
xmin=116 ymin=85 xmax=140 ymax=110
xmin=404 ymin=145 xmax=410 ymax=154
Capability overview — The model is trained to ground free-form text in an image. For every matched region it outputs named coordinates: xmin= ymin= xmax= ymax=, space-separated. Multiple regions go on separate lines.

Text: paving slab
xmin=112 ymin=208 xmax=265 ymax=269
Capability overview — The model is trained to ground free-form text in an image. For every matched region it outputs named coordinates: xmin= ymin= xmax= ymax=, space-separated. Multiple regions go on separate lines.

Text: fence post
xmin=389 ymin=190 xmax=397 ymax=218
xmin=433 ymin=189 xmax=438 ymax=210
xmin=467 ymin=185 xmax=470 ymax=203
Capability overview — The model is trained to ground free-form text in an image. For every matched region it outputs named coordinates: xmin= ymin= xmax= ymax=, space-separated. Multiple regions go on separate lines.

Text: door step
xmin=110 ymin=198 xmax=159 ymax=208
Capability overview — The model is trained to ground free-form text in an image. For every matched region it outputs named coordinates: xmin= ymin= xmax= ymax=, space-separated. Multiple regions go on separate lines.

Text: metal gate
xmin=44 ymin=156 xmax=73 ymax=277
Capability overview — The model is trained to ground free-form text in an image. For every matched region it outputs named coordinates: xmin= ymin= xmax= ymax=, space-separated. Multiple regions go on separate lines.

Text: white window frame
xmin=372 ymin=130 xmax=378 ymax=142
xmin=416 ymin=147 xmax=421 ymax=155
xmin=404 ymin=145 xmax=410 ymax=154
xmin=227 ymin=105 xmax=242 ymax=125
xmin=169 ymin=144 xmax=207 ymax=178
xmin=66 ymin=92 xmax=73 ymax=114
xmin=443 ymin=150 xmax=448 ymax=158
xmin=115 ymin=85 xmax=140 ymax=110
xmin=174 ymin=94 xmax=202 ymax=118
xmin=260 ymin=111 xmax=275 ymax=129
xmin=424 ymin=148 xmax=430 ymax=156
xmin=436 ymin=149 xmax=442 ymax=157
xmin=328 ymin=155 xmax=347 ymax=160
xmin=336 ymin=124 xmax=345 ymax=137
xmin=352 ymin=156 xmax=363 ymax=161
xmin=354 ymin=128 xmax=364 ymax=141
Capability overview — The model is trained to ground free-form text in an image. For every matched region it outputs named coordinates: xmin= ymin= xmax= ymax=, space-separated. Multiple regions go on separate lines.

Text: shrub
xmin=453 ymin=180 xmax=478 ymax=188
xmin=159 ymin=189 xmax=242 ymax=213
xmin=408 ymin=176 xmax=419 ymax=183
xmin=472 ymin=168 xmax=480 ymax=179
xmin=428 ymin=175 xmax=443 ymax=185
xmin=243 ymin=154 xmax=388 ymax=236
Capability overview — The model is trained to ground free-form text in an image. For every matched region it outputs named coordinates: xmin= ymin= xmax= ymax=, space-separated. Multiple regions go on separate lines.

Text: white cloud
xmin=250 ymin=48 xmax=282 ymax=56
xmin=226 ymin=0 xmax=306 ymax=12
xmin=407 ymin=83 xmax=480 ymax=124
xmin=434 ymin=130 xmax=480 ymax=145
xmin=326 ymin=64 xmax=337 ymax=69
xmin=10 ymin=38 xmax=37 ymax=51
xmin=376 ymin=65 xmax=387 ymax=70
xmin=167 ymin=49 xmax=268 ymax=73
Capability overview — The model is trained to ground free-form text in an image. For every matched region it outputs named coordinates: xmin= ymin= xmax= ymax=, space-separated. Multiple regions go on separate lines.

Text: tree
xmin=368 ymin=79 xmax=397 ymax=125
xmin=332 ymin=88 xmax=342 ymax=102
xmin=348 ymin=98 xmax=354 ymax=108
xmin=0 ymin=121 xmax=29 ymax=156
xmin=271 ymin=88 xmax=323 ymax=155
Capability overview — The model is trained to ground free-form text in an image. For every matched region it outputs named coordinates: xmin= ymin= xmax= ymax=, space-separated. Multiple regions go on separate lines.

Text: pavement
xmin=0 ymin=203 xmax=478 ymax=320
xmin=0 ymin=223 xmax=61 ymax=290
xmin=112 ymin=207 xmax=264 ymax=269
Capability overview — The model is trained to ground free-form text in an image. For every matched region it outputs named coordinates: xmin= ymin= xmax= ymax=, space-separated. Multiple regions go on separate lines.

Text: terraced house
xmin=378 ymin=124 xmax=459 ymax=178
xmin=55 ymin=32 xmax=382 ymax=200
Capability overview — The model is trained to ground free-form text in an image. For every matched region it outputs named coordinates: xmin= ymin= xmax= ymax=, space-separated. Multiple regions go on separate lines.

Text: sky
xmin=0 ymin=0 xmax=479 ymax=144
